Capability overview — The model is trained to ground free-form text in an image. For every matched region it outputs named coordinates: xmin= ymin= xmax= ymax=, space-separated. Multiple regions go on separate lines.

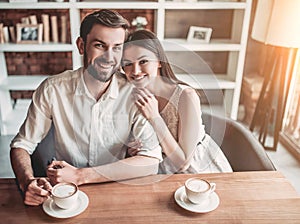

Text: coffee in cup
xmin=51 ymin=182 xmax=78 ymax=209
xmin=184 ymin=178 xmax=216 ymax=204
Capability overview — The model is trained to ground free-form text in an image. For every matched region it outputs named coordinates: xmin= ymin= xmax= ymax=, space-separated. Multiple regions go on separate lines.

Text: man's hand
xmin=47 ymin=161 xmax=81 ymax=185
xmin=127 ymin=139 xmax=143 ymax=156
xmin=24 ymin=178 xmax=52 ymax=206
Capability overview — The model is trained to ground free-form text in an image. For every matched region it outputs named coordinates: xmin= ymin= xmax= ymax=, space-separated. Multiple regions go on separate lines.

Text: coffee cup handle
xmin=210 ymin=183 xmax=216 ymax=193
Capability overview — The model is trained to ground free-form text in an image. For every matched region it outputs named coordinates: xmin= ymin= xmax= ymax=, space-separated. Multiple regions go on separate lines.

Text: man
xmin=10 ymin=9 xmax=162 ymax=206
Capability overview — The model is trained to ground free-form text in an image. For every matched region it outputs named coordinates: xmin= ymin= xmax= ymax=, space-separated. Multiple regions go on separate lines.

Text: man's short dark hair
xmin=80 ymin=9 xmax=130 ymax=42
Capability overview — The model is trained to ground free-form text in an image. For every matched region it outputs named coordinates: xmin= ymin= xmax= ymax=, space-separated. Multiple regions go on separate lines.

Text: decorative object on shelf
xmin=16 ymin=23 xmax=43 ymax=44
xmin=131 ymin=16 xmax=148 ymax=31
xmin=187 ymin=26 xmax=212 ymax=43
xmin=250 ymin=0 xmax=300 ymax=151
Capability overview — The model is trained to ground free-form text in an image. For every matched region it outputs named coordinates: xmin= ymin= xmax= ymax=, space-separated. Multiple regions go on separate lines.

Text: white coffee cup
xmin=184 ymin=178 xmax=216 ymax=204
xmin=51 ymin=182 xmax=79 ymax=209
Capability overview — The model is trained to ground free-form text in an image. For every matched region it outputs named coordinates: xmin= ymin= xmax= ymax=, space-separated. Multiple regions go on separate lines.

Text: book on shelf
xmin=21 ymin=17 xmax=30 ymax=25
xmin=9 ymin=26 xmax=16 ymax=43
xmin=41 ymin=14 xmax=50 ymax=42
xmin=0 ymin=23 xmax=4 ymax=44
xmin=2 ymin=26 xmax=9 ymax=43
xmin=29 ymin=15 xmax=38 ymax=25
xmin=60 ymin=15 xmax=67 ymax=43
xmin=38 ymin=23 xmax=44 ymax=44
xmin=50 ymin=15 xmax=59 ymax=43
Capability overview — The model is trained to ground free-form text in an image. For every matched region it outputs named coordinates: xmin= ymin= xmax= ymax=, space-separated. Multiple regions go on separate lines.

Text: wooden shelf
xmin=164 ymin=1 xmax=247 ymax=9
xmin=162 ymin=39 xmax=241 ymax=51
xmin=75 ymin=2 xmax=159 ymax=9
xmin=0 ymin=0 xmax=246 ymax=10
xmin=0 ymin=43 xmax=74 ymax=52
xmin=0 ymin=2 xmax=71 ymax=9
xmin=0 ymin=75 xmax=47 ymax=91
xmin=176 ymin=74 xmax=235 ymax=89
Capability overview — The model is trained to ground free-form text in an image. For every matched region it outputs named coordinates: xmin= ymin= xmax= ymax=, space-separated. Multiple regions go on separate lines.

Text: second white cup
xmin=184 ymin=178 xmax=216 ymax=204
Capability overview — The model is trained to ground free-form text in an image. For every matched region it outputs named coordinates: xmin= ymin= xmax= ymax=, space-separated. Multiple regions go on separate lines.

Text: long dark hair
xmin=123 ymin=29 xmax=186 ymax=85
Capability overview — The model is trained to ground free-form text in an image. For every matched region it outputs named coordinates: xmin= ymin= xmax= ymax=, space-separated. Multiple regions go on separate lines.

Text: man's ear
xmin=76 ymin=37 xmax=84 ymax=55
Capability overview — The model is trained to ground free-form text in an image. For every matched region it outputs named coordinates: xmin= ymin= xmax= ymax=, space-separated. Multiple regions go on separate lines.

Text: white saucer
xmin=174 ymin=186 xmax=219 ymax=213
xmin=43 ymin=190 xmax=89 ymax=218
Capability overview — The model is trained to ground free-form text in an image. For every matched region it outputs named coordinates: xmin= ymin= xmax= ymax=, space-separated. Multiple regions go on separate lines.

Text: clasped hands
xmin=132 ymin=87 xmax=160 ymax=121
xmin=24 ymin=160 xmax=79 ymax=206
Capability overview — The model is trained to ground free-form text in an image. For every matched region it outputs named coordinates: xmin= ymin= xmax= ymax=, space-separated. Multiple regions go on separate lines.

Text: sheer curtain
xmin=282 ymin=50 xmax=300 ymax=156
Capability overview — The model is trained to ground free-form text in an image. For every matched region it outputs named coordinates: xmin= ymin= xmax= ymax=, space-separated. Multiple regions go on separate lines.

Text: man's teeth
xmin=99 ymin=63 xmax=112 ymax=69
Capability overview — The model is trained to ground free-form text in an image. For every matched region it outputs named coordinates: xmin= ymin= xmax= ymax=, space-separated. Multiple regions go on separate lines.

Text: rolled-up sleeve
xmin=10 ymin=80 xmax=52 ymax=155
xmin=131 ymin=115 xmax=163 ymax=162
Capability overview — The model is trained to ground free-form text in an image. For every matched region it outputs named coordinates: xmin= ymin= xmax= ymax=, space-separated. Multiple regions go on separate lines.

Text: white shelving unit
xmin=0 ymin=0 xmax=252 ymax=135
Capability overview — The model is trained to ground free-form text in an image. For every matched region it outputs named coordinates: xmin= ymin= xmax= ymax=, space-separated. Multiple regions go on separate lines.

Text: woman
xmin=122 ymin=29 xmax=232 ymax=174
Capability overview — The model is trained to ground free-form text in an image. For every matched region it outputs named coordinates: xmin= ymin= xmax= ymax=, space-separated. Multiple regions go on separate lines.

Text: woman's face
xmin=122 ymin=45 xmax=161 ymax=88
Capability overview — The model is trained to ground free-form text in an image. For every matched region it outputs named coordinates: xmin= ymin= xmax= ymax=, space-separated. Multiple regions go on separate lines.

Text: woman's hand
xmin=132 ymin=87 xmax=160 ymax=120
xmin=47 ymin=161 xmax=80 ymax=185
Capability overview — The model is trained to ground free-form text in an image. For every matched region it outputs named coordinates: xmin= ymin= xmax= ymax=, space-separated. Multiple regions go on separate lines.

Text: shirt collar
xmin=101 ymin=74 xmax=119 ymax=100
xmin=75 ymin=67 xmax=85 ymax=96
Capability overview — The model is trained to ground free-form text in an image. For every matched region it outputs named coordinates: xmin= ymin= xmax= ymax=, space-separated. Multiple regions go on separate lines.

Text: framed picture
xmin=187 ymin=26 xmax=212 ymax=43
xmin=16 ymin=23 xmax=43 ymax=44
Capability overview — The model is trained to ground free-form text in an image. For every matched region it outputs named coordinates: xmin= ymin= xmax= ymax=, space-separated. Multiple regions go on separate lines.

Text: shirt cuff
xmin=137 ymin=146 xmax=163 ymax=162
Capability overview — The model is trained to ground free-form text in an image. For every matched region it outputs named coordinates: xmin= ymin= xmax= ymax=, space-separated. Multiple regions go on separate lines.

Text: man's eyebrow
xmin=93 ymin=39 xmax=123 ymax=47
xmin=93 ymin=39 xmax=106 ymax=45
xmin=114 ymin=43 xmax=124 ymax=47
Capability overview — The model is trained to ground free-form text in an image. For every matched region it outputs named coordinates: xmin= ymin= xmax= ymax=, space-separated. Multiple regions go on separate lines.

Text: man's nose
xmin=103 ymin=49 xmax=114 ymax=62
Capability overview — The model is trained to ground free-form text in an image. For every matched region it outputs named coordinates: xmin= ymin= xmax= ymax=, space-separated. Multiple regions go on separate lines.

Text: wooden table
xmin=1 ymin=171 xmax=300 ymax=223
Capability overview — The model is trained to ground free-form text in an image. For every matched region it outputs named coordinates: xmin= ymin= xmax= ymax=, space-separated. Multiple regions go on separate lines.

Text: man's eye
xmin=95 ymin=43 xmax=105 ymax=48
xmin=113 ymin=46 xmax=122 ymax=52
